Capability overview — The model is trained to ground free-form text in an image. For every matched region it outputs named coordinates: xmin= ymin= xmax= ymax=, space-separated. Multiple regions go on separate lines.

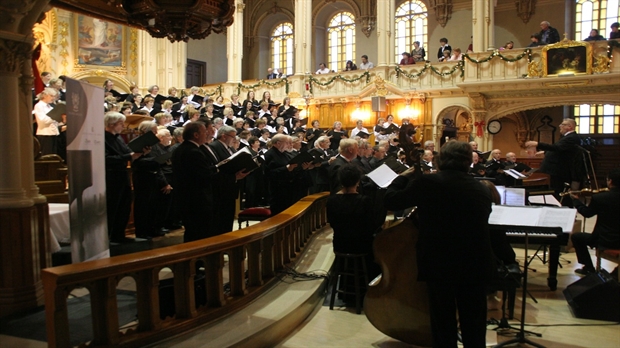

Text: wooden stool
xmin=329 ymin=253 xmax=369 ymax=314
xmin=596 ymin=248 xmax=620 ymax=272
xmin=237 ymin=207 xmax=271 ymax=229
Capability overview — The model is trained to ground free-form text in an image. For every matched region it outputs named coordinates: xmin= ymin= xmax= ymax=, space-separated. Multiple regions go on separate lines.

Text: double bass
xmin=364 ymin=214 xmax=433 ymax=347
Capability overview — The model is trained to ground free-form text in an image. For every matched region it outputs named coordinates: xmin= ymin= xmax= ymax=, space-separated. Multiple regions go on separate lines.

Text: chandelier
xmin=50 ymin=0 xmax=236 ymax=42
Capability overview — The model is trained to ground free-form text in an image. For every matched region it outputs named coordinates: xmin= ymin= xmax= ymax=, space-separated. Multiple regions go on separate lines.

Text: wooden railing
xmin=42 ymin=193 xmax=329 ymax=348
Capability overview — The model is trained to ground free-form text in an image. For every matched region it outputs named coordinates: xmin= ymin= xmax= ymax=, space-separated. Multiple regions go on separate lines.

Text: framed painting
xmin=74 ymin=15 xmax=125 ymax=67
xmin=542 ymin=40 xmax=592 ymax=77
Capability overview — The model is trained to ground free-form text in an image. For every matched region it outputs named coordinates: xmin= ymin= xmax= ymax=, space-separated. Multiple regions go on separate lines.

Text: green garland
xmin=462 ymin=49 xmax=531 ymax=64
xmin=237 ymin=78 xmax=290 ymax=96
xmin=395 ymin=61 xmax=464 ymax=79
xmin=307 ymin=71 xmax=371 ymax=94
xmin=203 ymin=85 xmax=222 ymax=98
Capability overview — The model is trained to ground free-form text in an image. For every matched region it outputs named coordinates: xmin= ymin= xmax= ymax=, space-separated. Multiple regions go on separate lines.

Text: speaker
xmin=563 ymin=270 xmax=620 ymax=322
xmin=371 ymin=96 xmax=386 ymax=112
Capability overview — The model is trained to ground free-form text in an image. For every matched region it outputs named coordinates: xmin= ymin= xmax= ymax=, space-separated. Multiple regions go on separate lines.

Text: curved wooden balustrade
xmin=42 ymin=193 xmax=329 ymax=348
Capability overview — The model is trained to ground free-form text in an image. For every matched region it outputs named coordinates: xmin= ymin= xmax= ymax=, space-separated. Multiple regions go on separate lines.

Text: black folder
xmin=128 ymin=131 xmax=160 ymax=153
xmin=166 ymin=96 xmax=180 ymax=104
xmin=153 ymin=94 xmax=167 ymax=105
xmin=216 ymin=148 xmax=259 ymax=174
xmin=47 ymin=102 xmax=66 ymax=122
xmin=154 ymin=151 xmax=173 ymax=164
xmin=288 ymin=148 xmax=324 ymax=165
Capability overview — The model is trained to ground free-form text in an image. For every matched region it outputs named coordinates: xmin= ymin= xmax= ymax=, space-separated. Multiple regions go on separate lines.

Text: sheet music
xmin=496 ymin=186 xmax=506 ymax=205
xmin=504 ymin=188 xmax=526 ymax=206
xmin=488 ymin=205 xmax=576 ymax=233
xmin=528 ymin=195 xmax=561 ymax=207
xmin=366 ymin=164 xmax=399 ymax=188
xmin=505 ymin=169 xmax=526 ymax=179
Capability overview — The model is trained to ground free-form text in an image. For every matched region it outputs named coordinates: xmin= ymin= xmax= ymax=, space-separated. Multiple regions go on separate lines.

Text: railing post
xmin=282 ymin=225 xmax=292 ymax=264
xmin=247 ymin=240 xmax=263 ymax=287
xmin=273 ymin=228 xmax=284 ymax=270
xmin=262 ymin=234 xmax=275 ymax=278
xmin=44 ymin=280 xmax=71 ymax=348
xmin=135 ymin=269 xmax=161 ymax=331
xmin=229 ymin=246 xmax=247 ymax=296
xmin=90 ymin=278 xmax=120 ymax=346
xmin=173 ymin=260 xmax=197 ymax=318
xmin=205 ymin=253 xmax=225 ymax=307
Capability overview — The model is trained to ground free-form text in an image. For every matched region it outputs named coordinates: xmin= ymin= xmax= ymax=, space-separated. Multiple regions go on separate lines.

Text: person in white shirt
xmin=350 ymin=119 xmax=369 ymax=138
xmin=33 ymin=87 xmax=60 ymax=155
xmin=448 ymin=48 xmax=463 ymax=61
xmin=359 ymin=55 xmax=374 ymax=69
xmin=315 ymin=63 xmax=330 ymax=74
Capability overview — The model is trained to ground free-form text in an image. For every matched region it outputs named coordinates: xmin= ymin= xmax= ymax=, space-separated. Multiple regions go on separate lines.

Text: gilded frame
xmin=542 ymin=40 xmax=592 ymax=77
xmin=74 ymin=14 xmax=126 ymax=68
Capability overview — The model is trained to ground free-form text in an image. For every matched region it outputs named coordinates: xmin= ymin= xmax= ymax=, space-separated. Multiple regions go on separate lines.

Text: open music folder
xmin=488 ymin=205 xmax=576 ymax=233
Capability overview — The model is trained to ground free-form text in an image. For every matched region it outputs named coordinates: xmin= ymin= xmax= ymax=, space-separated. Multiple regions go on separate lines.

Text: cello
xmin=364 ymin=213 xmax=433 ymax=347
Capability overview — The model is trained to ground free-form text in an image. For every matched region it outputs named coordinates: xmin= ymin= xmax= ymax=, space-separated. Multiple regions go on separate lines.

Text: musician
xmin=131 ymin=122 xmax=169 ymax=239
xmin=373 ymin=117 xmax=389 ymax=144
xmin=504 ymin=152 xmax=531 ymax=173
xmin=141 ymin=96 xmax=156 ymax=115
xmin=145 ymin=85 xmax=163 ymax=109
xmin=353 ymin=140 xmax=373 ymax=174
xmin=200 ymin=103 xmax=216 ymax=119
xmin=350 ymin=119 xmax=369 ymax=139
xmin=326 ymin=164 xmax=382 ymax=281
xmin=485 ymin=149 xmax=506 ymax=185
xmin=230 ymin=94 xmax=242 ymax=115
xmin=328 ymin=139 xmax=359 ymax=194
xmin=570 ymin=168 xmax=620 ymax=277
xmin=172 ymin=121 xmax=218 ymax=242
xmin=265 ymin=134 xmax=311 ymax=215
xmin=166 ymin=87 xmax=180 ymax=103
xmin=278 ymin=97 xmax=295 ymax=120
xmin=209 ymin=125 xmax=250 ymax=235
xmin=257 ymin=101 xmax=272 ymax=119
xmin=33 ymin=87 xmax=60 ymax=156
xmin=103 ymin=79 xmax=121 ymax=101
xmin=327 ymin=121 xmax=347 ymax=151
xmin=104 ymin=112 xmax=150 ymax=243
xmin=306 ymin=120 xmax=323 ymax=148
xmin=469 ymin=151 xmax=486 ymax=177
xmin=183 ymin=109 xmax=200 ymax=126
xmin=420 ymin=150 xmax=436 ymax=174
xmin=384 ymin=141 xmax=495 ymax=348
xmin=526 ymin=118 xmax=582 ymax=204
xmin=212 ymin=95 xmax=225 ymax=118
xmin=187 ymin=86 xmax=204 ymax=108
xmin=130 ymin=94 xmax=143 ymax=113
xmin=469 ymin=141 xmax=482 ymax=155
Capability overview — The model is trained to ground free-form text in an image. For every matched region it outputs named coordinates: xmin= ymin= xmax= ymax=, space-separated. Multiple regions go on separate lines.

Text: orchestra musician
xmin=570 ymin=168 xmax=620 ymax=278
xmin=384 ymin=141 xmax=495 ymax=348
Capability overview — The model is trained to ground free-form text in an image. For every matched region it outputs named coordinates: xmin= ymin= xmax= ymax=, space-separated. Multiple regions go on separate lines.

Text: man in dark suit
xmin=484 ymin=148 xmax=506 ymax=185
xmin=570 ymin=168 xmax=620 ymax=277
xmin=266 ymin=68 xmax=278 ymax=79
xmin=437 ymin=37 xmax=452 ymax=61
xmin=328 ymin=139 xmax=359 ymax=194
xmin=368 ymin=145 xmax=386 ymax=169
xmin=526 ymin=118 xmax=582 ymax=204
xmin=209 ymin=125 xmax=250 ymax=235
xmin=171 ymin=121 xmax=218 ymax=243
xmin=384 ymin=141 xmax=495 ymax=348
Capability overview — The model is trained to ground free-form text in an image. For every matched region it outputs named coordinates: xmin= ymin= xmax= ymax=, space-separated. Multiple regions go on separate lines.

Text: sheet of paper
xmin=538 ymin=207 xmax=577 ymax=232
xmin=489 ymin=205 xmax=542 ymax=226
xmin=528 ymin=195 xmax=561 ymax=206
xmin=366 ymin=164 xmax=399 ymax=189
xmin=504 ymin=188 xmax=526 ymax=206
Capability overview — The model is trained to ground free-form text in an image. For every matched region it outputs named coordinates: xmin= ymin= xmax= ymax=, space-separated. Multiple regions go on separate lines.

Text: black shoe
xmin=160 ymin=228 xmax=170 ymax=234
xmin=110 ymin=237 xmax=135 ymax=244
xmin=575 ymin=267 xmax=595 ymax=275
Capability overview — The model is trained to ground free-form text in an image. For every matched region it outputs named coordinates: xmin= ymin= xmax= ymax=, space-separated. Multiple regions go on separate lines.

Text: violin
xmin=559 ymin=187 xmax=610 ymax=197
xmin=364 ymin=215 xmax=433 ymax=347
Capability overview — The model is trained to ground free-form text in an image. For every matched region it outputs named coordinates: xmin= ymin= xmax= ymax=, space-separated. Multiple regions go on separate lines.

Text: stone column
xmin=376 ymin=0 xmax=395 ymax=67
xmin=294 ymin=0 xmax=312 ymax=75
xmin=472 ymin=0 xmax=486 ymax=52
xmin=0 ymin=32 xmax=46 ymax=318
xmin=485 ymin=0 xmax=496 ymax=50
xmin=227 ymin=0 xmax=245 ymax=83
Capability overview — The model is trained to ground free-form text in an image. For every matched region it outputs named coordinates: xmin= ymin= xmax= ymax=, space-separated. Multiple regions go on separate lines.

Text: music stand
xmin=495 ymin=227 xmax=545 ymax=348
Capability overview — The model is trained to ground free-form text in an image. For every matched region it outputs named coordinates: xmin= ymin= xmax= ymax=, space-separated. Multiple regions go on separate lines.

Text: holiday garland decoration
xmin=395 ymin=61 xmax=464 ymax=79
xmin=307 ymin=71 xmax=371 ymax=94
xmin=237 ymin=78 xmax=290 ymax=96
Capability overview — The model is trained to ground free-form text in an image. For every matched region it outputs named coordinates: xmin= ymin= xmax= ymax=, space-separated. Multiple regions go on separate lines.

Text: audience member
xmin=411 ymin=41 xmax=426 ymax=62
xmin=448 ymin=48 xmax=463 ymax=61
xmin=359 ymin=55 xmax=374 ymax=69
xmin=610 ymin=22 xmax=620 ymax=39
xmin=528 ymin=33 xmax=542 ymax=47
xmin=344 ymin=60 xmax=357 ymax=71
xmin=316 ymin=63 xmax=330 ymax=74
xmin=437 ymin=37 xmax=452 ymax=60
xmin=400 ymin=52 xmax=415 ymax=65
xmin=584 ymin=29 xmax=605 ymax=41
xmin=540 ymin=21 xmax=560 ymax=44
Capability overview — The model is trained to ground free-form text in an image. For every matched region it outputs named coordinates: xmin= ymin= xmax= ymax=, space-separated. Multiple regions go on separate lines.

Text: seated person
xmin=448 ymin=48 xmax=463 ymax=61
xmin=485 ymin=149 xmax=506 ymax=186
xmin=584 ymin=29 xmax=606 ymax=41
xmin=439 ymin=49 xmax=451 ymax=62
xmin=399 ymin=52 xmax=415 ymax=65
xmin=326 ymin=163 xmax=381 ymax=279
xmin=571 ymin=168 xmax=620 ymax=278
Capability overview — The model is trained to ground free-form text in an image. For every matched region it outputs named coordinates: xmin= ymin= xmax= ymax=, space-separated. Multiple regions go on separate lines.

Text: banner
xmin=66 ymin=78 xmax=109 ymax=262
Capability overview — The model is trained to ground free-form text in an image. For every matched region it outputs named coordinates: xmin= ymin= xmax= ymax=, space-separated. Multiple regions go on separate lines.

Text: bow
xmin=475 ymin=121 xmax=485 ymax=137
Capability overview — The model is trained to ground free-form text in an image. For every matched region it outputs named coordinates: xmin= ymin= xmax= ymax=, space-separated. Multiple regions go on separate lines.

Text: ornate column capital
xmin=0 ymin=38 xmax=32 ymax=75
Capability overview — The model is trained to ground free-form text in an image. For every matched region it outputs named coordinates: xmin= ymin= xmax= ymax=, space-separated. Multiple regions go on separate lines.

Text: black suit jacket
xmin=573 ymin=187 xmax=620 ymax=249
xmin=437 ymin=44 xmax=452 ymax=60
xmin=264 ymin=147 xmax=300 ymax=215
xmin=537 ymin=131 xmax=582 ymax=183
xmin=328 ymin=155 xmax=351 ymax=194
xmin=208 ymin=140 xmax=239 ymax=234
xmin=384 ymin=170 xmax=495 ymax=283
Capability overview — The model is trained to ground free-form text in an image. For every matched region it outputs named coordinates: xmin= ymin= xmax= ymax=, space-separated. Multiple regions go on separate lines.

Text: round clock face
xmin=488 ymin=120 xmax=502 ymax=134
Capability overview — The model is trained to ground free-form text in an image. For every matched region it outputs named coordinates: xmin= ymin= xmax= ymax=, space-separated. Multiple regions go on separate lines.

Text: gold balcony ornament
xmin=117 ymin=0 xmax=235 ymax=42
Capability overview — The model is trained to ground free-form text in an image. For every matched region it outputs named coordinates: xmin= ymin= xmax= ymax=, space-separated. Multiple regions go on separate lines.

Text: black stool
xmin=329 ymin=253 xmax=369 ymax=314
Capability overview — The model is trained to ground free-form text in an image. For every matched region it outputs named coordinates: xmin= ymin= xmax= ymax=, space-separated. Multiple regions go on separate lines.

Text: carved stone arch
xmin=68 ymin=70 xmax=133 ymax=93
xmin=486 ymin=95 xmax=620 ymax=120
xmin=312 ymin=0 xmax=362 ymax=27
xmin=489 ymin=111 xmax=530 ymax=148
xmin=32 ymin=9 xmax=58 ymax=75
xmin=434 ymin=104 xmax=473 ymax=146
xmin=250 ymin=8 xmax=295 ymax=39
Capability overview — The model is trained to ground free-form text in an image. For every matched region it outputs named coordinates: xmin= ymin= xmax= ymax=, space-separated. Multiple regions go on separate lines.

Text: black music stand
xmin=495 ymin=227 xmax=545 ymax=348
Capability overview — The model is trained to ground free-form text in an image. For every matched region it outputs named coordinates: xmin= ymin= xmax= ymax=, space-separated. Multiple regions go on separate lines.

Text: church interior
xmin=1 ymin=0 xmax=619 ymax=346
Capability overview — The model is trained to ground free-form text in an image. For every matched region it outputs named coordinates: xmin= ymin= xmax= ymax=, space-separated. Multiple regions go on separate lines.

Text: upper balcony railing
xmin=185 ymin=40 xmax=619 ymax=103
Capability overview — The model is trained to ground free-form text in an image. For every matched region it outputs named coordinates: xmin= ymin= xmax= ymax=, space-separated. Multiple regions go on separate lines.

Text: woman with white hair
xmin=33 ymin=87 xmax=60 ymax=155
xmin=327 ymin=121 xmax=347 ymax=151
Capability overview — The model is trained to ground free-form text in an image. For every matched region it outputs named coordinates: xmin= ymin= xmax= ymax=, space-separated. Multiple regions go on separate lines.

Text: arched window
xmin=574 ymin=104 xmax=620 ymax=134
xmin=395 ymin=1 xmax=428 ymax=63
xmin=328 ymin=12 xmax=356 ymax=72
xmin=576 ymin=0 xmax=619 ymax=39
xmin=271 ymin=22 xmax=294 ymax=76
